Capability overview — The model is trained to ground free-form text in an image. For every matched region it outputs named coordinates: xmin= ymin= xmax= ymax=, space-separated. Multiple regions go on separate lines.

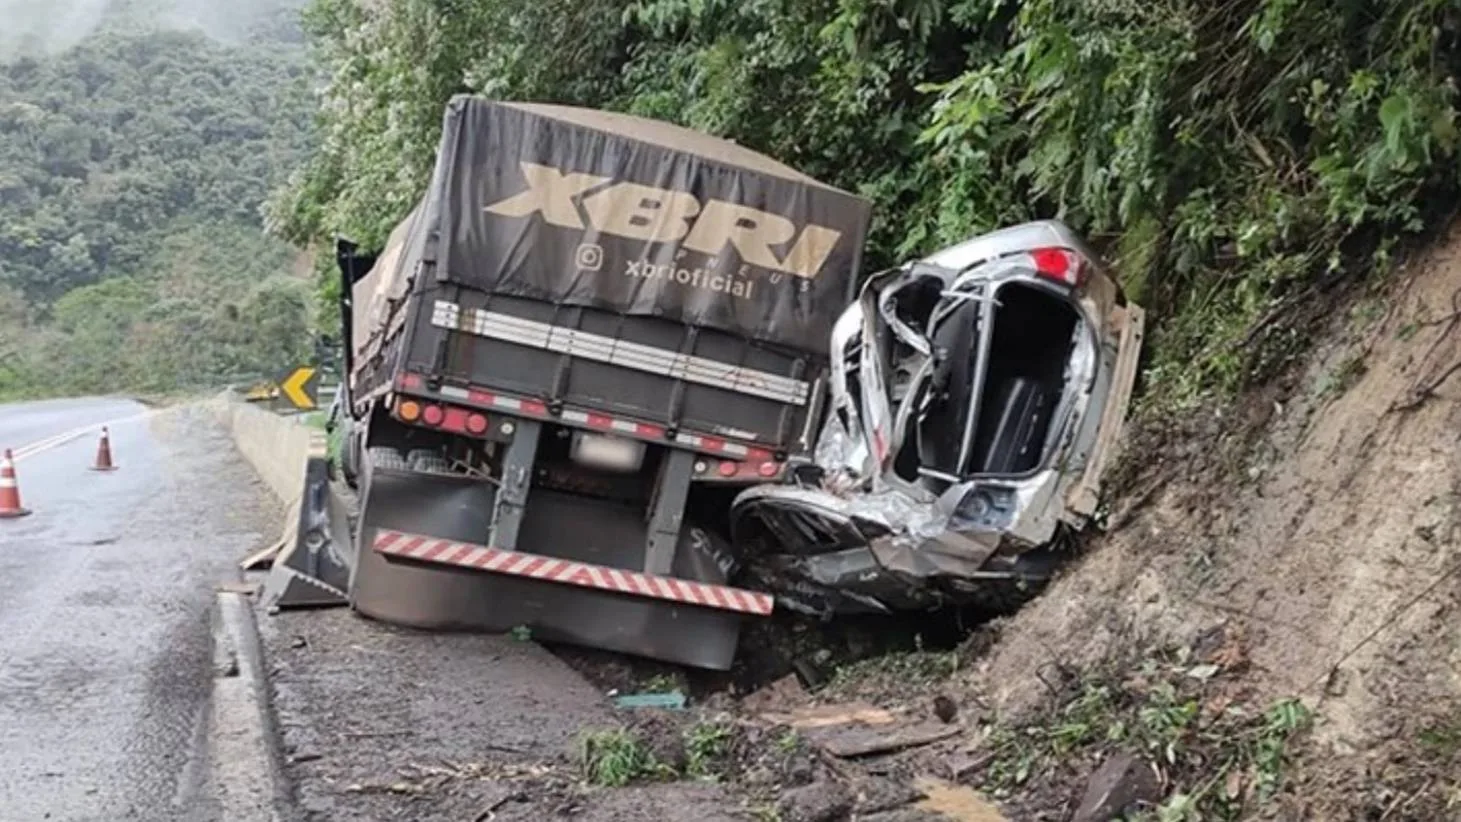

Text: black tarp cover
xmin=373 ymin=96 xmax=872 ymax=355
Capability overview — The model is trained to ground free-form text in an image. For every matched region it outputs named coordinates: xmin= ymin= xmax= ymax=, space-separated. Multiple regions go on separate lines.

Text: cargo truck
xmin=325 ymin=97 xmax=872 ymax=670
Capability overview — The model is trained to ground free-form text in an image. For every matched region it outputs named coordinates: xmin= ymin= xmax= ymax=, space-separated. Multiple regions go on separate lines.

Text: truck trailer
xmin=325 ymin=97 xmax=872 ymax=670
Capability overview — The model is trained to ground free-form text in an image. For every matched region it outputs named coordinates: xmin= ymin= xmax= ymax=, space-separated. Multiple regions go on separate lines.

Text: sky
xmin=0 ymin=0 xmax=299 ymax=57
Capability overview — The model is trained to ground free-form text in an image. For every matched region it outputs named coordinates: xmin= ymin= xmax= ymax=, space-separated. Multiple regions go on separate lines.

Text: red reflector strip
xmin=373 ymin=529 xmax=774 ymax=616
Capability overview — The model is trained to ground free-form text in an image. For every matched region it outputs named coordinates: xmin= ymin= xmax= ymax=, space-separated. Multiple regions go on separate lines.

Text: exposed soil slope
xmin=952 ymin=223 xmax=1461 ymax=817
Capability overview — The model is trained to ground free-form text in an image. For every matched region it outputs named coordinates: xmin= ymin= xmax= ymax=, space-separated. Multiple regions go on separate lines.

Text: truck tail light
xmin=1030 ymin=247 xmax=1085 ymax=288
xmin=422 ymin=404 xmax=445 ymax=426
xmin=397 ymin=399 xmax=422 ymax=421
xmin=757 ymin=461 xmax=779 ymax=477
xmin=717 ymin=461 xmax=738 ymax=477
xmin=465 ymin=413 xmax=488 ymax=435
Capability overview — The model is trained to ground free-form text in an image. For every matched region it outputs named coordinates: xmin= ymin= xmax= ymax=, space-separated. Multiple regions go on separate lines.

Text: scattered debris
xmin=932 ymin=695 xmax=958 ymax=724
xmin=816 ymin=722 xmax=960 ymax=759
xmin=1070 ymin=753 xmax=1162 ymax=822
xmin=615 ymin=692 xmax=688 ymax=710
xmin=853 ymin=777 xmax=923 ymax=814
xmin=761 ymin=702 xmax=895 ymax=731
xmin=742 ymin=674 xmax=808 ymax=715
xmin=759 ymin=702 xmax=959 ymax=758
xmin=777 ymin=779 xmax=854 ymax=822
xmin=913 ymin=778 xmax=1008 ymax=822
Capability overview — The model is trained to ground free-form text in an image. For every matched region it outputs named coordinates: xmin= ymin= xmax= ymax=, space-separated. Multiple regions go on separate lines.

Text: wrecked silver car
xmin=730 ymin=220 xmax=1145 ymax=617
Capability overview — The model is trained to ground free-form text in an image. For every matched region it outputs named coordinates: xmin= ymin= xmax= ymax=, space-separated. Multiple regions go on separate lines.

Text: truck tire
xmin=367 ymin=446 xmax=410 ymax=473
xmin=406 ymin=448 xmax=453 ymax=475
xmin=340 ymin=427 xmax=362 ymax=489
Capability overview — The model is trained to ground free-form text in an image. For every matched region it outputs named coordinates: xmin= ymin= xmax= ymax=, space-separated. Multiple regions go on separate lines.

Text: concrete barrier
xmin=213 ymin=393 xmax=315 ymax=503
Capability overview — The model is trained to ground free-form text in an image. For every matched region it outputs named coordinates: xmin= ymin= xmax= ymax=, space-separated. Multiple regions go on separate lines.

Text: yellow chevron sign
xmin=278 ymin=366 xmax=319 ymax=410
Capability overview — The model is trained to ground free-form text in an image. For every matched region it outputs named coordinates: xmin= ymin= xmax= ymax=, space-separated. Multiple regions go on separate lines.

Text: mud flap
xmin=349 ymin=464 xmax=751 ymax=670
xmin=261 ymin=433 xmax=356 ymax=610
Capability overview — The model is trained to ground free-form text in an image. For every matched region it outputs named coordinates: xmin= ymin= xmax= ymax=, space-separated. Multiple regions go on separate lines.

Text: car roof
xmin=919 ymin=220 xmax=1112 ymax=283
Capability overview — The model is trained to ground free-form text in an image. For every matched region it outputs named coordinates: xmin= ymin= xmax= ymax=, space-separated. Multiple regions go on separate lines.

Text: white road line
xmin=11 ymin=409 xmax=156 ymax=463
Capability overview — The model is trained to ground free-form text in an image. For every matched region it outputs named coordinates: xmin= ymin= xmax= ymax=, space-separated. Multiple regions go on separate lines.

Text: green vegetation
xmin=639 ymin=674 xmax=686 ymax=694
xmin=684 ymin=721 xmax=735 ymax=780
xmin=0 ymin=17 xmax=313 ymax=399
xmin=273 ymin=0 xmax=1461 ymax=410
xmin=580 ymin=729 xmax=673 ymax=787
xmin=976 ymin=650 xmax=1310 ymax=820
xmin=579 ymin=722 xmax=739 ymax=786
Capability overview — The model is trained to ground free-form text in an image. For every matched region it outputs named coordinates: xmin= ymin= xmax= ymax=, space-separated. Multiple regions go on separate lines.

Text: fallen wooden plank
xmin=761 ymin=701 xmax=895 ymax=730
xmin=809 ymin=720 xmax=960 ymax=758
xmin=240 ymin=538 xmax=285 ymax=571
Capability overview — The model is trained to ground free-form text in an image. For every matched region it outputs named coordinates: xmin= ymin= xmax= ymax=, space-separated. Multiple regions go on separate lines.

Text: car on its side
xmin=730 ymin=220 xmax=1145 ymax=617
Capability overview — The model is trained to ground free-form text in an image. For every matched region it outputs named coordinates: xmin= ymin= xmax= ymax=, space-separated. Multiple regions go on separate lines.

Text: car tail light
xmin=465 ymin=413 xmax=488 ymax=435
xmin=397 ymin=400 xmax=421 ymax=422
xmin=422 ymin=404 xmax=445 ymax=426
xmin=1030 ymin=247 xmax=1085 ymax=288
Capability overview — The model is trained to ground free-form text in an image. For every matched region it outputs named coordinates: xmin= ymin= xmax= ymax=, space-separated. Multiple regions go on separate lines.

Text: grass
xmin=684 ymin=722 xmax=735 ymax=780
xmin=973 ymin=648 xmax=1311 ymax=821
xmin=641 ymin=674 xmax=684 ymax=694
xmin=1419 ymin=717 xmax=1461 ymax=755
xmin=828 ymin=645 xmax=964 ymax=692
xmin=580 ymin=730 xmax=672 ymax=787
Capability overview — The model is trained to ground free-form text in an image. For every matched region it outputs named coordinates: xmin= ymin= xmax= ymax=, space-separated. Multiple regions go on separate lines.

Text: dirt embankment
xmin=917 ymin=224 xmax=1461 ymax=818
xmin=630 ymin=224 xmax=1461 ymax=822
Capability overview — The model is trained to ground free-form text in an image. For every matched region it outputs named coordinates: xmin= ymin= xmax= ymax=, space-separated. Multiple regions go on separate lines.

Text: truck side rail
xmin=431 ymin=299 xmax=811 ymax=406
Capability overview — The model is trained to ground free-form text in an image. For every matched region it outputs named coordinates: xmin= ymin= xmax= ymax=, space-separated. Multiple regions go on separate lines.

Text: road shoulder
xmin=254 ymin=605 xmax=747 ymax=821
xmin=209 ymin=591 xmax=293 ymax=822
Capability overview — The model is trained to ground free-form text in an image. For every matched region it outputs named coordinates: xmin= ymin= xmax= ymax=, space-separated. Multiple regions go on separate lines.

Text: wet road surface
xmin=0 ymin=398 xmax=279 ymax=822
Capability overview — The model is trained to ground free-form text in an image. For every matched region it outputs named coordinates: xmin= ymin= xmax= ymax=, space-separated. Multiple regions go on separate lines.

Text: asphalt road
xmin=0 ymin=398 xmax=280 ymax=822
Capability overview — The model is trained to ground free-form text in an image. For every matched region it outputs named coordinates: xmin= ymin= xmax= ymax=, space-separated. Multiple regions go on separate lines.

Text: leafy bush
xmin=274 ymin=0 xmax=1461 ymax=408
xmin=0 ymin=21 xmax=314 ymax=399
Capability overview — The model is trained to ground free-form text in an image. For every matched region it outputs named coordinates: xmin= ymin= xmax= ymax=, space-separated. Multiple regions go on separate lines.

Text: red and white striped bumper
xmin=373 ymin=529 xmax=774 ymax=616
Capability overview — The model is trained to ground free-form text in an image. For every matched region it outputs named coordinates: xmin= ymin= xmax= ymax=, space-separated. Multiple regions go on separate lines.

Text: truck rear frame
xmin=327 ymin=98 xmax=871 ymax=669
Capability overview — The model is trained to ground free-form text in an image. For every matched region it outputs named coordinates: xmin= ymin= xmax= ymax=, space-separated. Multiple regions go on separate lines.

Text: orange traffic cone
xmin=90 ymin=427 xmax=117 ymax=472
xmin=0 ymin=449 xmax=30 ymax=518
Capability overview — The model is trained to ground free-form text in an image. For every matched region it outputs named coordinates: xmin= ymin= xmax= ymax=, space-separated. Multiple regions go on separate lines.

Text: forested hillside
xmin=0 ymin=7 xmax=313 ymax=399
xmin=272 ymin=0 xmax=1461 ymax=411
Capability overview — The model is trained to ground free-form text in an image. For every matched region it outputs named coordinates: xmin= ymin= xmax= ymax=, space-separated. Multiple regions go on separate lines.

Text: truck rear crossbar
xmin=431 ymin=300 xmax=811 ymax=405
xmin=374 ymin=529 xmax=775 ymax=616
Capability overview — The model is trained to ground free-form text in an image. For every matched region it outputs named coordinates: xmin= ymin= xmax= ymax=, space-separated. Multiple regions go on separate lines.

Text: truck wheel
xmin=406 ymin=448 xmax=453 ymax=475
xmin=340 ymin=428 xmax=362 ymax=489
xmin=367 ymin=446 xmax=410 ymax=472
